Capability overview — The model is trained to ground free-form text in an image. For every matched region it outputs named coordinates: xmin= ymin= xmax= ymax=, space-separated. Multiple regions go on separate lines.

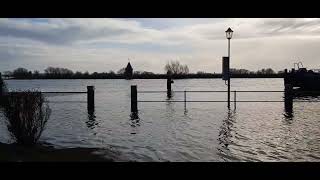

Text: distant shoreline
xmin=3 ymin=74 xmax=284 ymax=80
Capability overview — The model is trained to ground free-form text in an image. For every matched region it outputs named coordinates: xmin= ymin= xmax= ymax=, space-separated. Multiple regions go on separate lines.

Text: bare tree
xmin=256 ymin=68 xmax=275 ymax=75
xmin=117 ymin=68 xmax=126 ymax=75
xmin=164 ymin=60 xmax=189 ymax=75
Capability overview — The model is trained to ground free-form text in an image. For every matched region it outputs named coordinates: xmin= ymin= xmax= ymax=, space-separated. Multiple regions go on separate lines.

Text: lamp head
xmin=225 ymin=27 xmax=233 ymax=39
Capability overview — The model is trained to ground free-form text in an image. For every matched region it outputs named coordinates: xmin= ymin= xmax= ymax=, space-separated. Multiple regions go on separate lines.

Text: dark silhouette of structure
xmin=284 ymin=65 xmax=320 ymax=90
xmin=125 ymin=62 xmax=133 ymax=80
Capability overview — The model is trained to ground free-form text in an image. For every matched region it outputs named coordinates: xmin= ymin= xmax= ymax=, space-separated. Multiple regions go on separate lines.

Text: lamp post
xmin=225 ymin=27 xmax=233 ymax=109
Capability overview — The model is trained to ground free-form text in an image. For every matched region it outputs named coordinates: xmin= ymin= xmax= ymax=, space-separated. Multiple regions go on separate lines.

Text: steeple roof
xmin=126 ymin=62 xmax=133 ymax=70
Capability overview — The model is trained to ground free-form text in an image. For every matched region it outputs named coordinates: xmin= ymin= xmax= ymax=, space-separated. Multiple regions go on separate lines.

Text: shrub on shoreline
xmin=0 ymin=74 xmax=7 ymax=105
xmin=2 ymin=91 xmax=51 ymax=146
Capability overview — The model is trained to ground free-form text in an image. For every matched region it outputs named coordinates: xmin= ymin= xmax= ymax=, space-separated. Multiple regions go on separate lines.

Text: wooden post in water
xmin=234 ymin=90 xmax=236 ymax=110
xmin=184 ymin=90 xmax=186 ymax=110
xmin=284 ymin=84 xmax=293 ymax=114
xmin=167 ymin=71 xmax=174 ymax=98
xmin=87 ymin=86 xmax=95 ymax=112
xmin=131 ymin=85 xmax=138 ymax=113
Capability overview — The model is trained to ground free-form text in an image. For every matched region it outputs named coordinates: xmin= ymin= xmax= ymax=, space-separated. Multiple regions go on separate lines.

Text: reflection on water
xmin=184 ymin=107 xmax=188 ymax=116
xmin=86 ymin=110 xmax=97 ymax=130
xmin=283 ymin=105 xmax=294 ymax=120
xmin=283 ymin=110 xmax=294 ymax=120
xmin=129 ymin=112 xmax=140 ymax=134
xmin=217 ymin=109 xmax=237 ymax=161
xmin=130 ymin=112 xmax=139 ymax=121
xmin=167 ymin=91 xmax=174 ymax=100
xmin=283 ymin=91 xmax=294 ymax=120
xmin=219 ymin=109 xmax=236 ymax=148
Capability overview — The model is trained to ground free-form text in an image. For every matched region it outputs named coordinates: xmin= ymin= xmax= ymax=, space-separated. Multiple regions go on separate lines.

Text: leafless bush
xmin=3 ymin=90 xmax=51 ymax=146
xmin=164 ymin=60 xmax=189 ymax=75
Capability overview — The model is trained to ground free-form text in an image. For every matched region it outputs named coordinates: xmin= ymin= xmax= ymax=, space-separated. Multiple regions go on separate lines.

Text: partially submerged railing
xmin=131 ymin=85 xmax=320 ymax=113
xmin=3 ymin=86 xmax=95 ymax=112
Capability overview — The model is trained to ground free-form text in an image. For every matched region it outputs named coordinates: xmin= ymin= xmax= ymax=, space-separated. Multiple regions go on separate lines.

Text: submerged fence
xmin=130 ymin=85 xmax=320 ymax=113
xmin=4 ymin=86 xmax=95 ymax=112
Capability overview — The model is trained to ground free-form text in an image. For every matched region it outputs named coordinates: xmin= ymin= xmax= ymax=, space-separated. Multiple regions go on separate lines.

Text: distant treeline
xmin=2 ymin=65 xmax=284 ymax=80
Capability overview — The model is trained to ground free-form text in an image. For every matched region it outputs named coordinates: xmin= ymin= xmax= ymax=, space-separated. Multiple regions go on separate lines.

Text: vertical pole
xmin=167 ymin=72 xmax=173 ymax=99
xmin=234 ymin=90 xmax=236 ymax=110
xmin=167 ymin=77 xmax=172 ymax=96
xmin=167 ymin=71 xmax=174 ymax=99
xmin=184 ymin=90 xmax=186 ymax=109
xmin=87 ymin=86 xmax=95 ymax=112
xmin=284 ymin=69 xmax=287 ymax=86
xmin=131 ymin=85 xmax=138 ymax=113
xmin=227 ymin=39 xmax=231 ymax=109
xmin=284 ymin=84 xmax=293 ymax=115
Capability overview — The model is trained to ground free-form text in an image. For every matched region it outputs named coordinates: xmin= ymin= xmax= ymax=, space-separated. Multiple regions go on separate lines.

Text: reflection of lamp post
xmin=225 ymin=27 xmax=233 ymax=109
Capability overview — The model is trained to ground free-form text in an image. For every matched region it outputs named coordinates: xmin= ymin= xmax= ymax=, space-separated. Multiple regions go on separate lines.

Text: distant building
xmin=125 ymin=62 xmax=133 ymax=79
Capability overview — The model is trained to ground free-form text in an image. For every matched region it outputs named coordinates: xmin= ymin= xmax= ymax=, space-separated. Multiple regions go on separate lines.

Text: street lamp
xmin=226 ymin=27 xmax=233 ymax=39
xmin=225 ymin=27 xmax=233 ymax=109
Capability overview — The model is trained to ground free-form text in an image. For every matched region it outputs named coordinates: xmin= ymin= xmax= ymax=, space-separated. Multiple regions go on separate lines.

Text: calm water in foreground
xmin=1 ymin=79 xmax=320 ymax=161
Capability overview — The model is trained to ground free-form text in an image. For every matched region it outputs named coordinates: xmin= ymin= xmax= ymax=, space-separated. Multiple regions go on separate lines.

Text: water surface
xmin=1 ymin=79 xmax=320 ymax=161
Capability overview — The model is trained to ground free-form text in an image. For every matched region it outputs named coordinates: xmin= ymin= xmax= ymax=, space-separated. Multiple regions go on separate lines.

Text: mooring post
xmin=284 ymin=84 xmax=293 ymax=114
xmin=184 ymin=90 xmax=186 ymax=109
xmin=131 ymin=85 xmax=138 ymax=113
xmin=167 ymin=71 xmax=174 ymax=98
xmin=167 ymin=77 xmax=172 ymax=95
xmin=87 ymin=86 xmax=95 ymax=112
xmin=234 ymin=90 xmax=236 ymax=110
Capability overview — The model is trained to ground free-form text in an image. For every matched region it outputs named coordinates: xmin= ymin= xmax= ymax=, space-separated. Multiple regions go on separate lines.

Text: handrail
xmin=8 ymin=91 xmax=87 ymax=94
xmin=138 ymin=100 xmax=320 ymax=102
xmin=136 ymin=89 xmax=320 ymax=104
xmin=131 ymin=85 xmax=320 ymax=113
xmin=42 ymin=92 xmax=87 ymax=94
xmin=138 ymin=90 xmax=285 ymax=93
xmin=138 ymin=90 xmax=320 ymax=93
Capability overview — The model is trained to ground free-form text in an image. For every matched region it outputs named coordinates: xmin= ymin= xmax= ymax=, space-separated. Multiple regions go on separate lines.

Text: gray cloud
xmin=257 ymin=18 xmax=320 ymax=36
xmin=0 ymin=19 xmax=139 ymax=45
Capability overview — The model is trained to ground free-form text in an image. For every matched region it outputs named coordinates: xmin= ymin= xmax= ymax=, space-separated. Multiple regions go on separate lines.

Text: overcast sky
xmin=1 ymin=18 xmax=320 ymax=74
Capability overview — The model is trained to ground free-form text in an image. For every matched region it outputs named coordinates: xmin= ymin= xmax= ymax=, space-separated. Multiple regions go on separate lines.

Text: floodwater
xmin=1 ymin=79 xmax=320 ymax=161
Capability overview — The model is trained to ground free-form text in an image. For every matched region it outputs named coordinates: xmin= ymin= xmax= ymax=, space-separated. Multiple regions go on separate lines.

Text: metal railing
xmin=130 ymin=85 xmax=320 ymax=113
xmin=137 ymin=90 xmax=320 ymax=103
xmin=4 ymin=86 xmax=95 ymax=112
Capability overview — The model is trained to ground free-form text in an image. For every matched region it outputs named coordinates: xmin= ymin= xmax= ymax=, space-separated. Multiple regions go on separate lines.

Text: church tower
xmin=125 ymin=62 xmax=133 ymax=79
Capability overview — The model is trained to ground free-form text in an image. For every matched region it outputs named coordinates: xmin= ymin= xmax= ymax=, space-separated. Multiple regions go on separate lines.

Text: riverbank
xmin=0 ymin=142 xmax=123 ymax=162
